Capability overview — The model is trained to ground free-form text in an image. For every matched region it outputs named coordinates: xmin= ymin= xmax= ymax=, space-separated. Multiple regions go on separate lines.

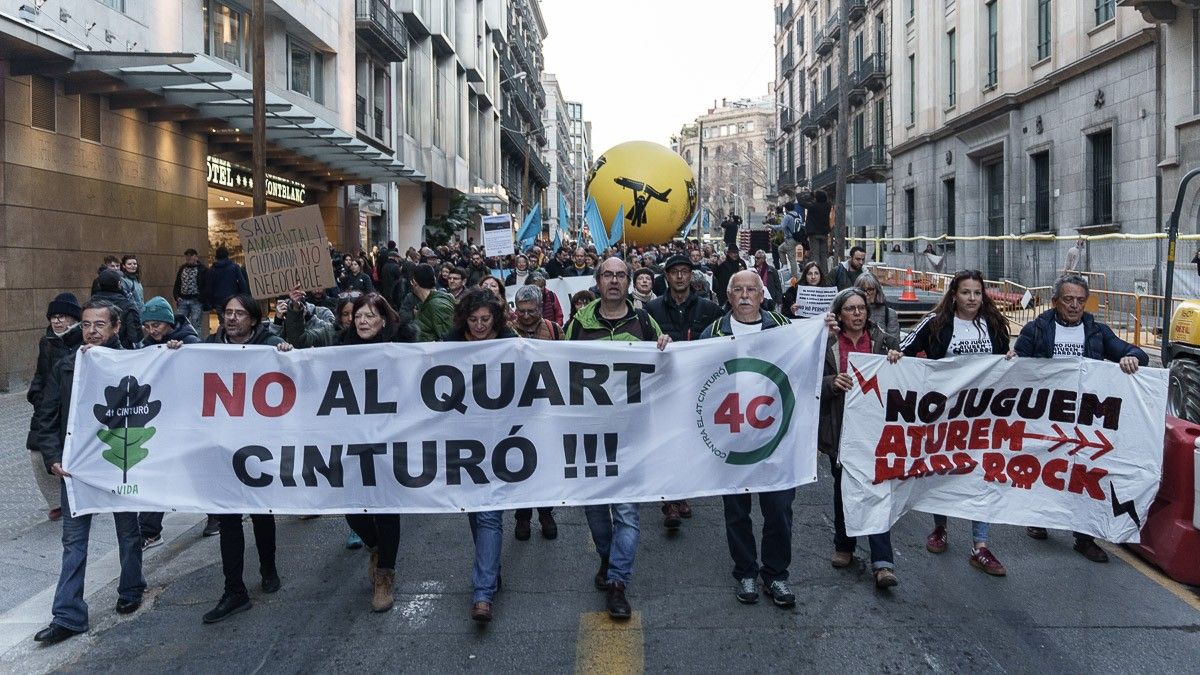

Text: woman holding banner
xmin=820 ymin=288 xmax=900 ymax=589
xmin=444 ymin=288 xmax=518 ymax=623
xmin=892 ymin=269 xmax=1014 ymax=577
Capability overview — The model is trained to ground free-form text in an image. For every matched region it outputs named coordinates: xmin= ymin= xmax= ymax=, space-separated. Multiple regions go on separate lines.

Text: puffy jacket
xmin=646 ymin=292 xmax=723 ymax=342
xmin=120 ymin=273 xmax=145 ymax=312
xmin=1013 ymin=309 xmax=1149 ymax=364
xmin=141 ymin=314 xmax=202 ymax=346
xmin=26 ymin=324 xmax=83 ymax=450
xmin=564 ymin=299 xmax=662 ymax=342
xmin=900 ymin=313 xmax=1009 ymax=359
xmin=414 ymin=290 xmax=456 ymax=342
xmin=818 ymin=326 xmax=897 ymax=461
xmin=32 ymin=335 xmax=122 ymax=469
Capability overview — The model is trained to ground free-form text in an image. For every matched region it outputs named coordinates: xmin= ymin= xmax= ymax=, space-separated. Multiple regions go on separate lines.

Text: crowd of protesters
xmin=24 ymin=195 xmax=1149 ymax=644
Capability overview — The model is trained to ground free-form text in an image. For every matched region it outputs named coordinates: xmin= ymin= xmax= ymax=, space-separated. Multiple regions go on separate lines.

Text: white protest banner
xmin=235 ymin=205 xmax=336 ymax=299
xmin=545 ymin=276 xmax=595 ymax=316
xmin=62 ymin=321 xmax=827 ymax=515
xmin=482 ymin=214 xmax=515 ymax=257
xmin=838 ymin=353 xmax=1168 ymax=543
xmin=792 ymin=286 xmax=837 ymax=318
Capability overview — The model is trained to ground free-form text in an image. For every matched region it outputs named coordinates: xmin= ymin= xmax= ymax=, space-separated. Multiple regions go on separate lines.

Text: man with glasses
xmin=646 ymin=254 xmax=721 ymax=529
xmin=699 ymin=271 xmax=798 ymax=608
xmin=563 ymin=249 xmax=595 ymax=277
xmin=32 ymin=301 xmax=145 ymax=645
xmin=1014 ymin=273 xmax=1148 ymax=563
xmin=564 ymin=257 xmax=671 ymax=621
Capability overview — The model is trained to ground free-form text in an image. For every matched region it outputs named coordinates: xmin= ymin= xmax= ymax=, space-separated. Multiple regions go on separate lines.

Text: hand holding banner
xmin=838 ymin=353 xmax=1167 ymax=543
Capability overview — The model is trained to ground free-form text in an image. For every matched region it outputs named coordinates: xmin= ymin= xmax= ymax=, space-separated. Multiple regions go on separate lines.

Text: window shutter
xmin=31 ymin=75 xmax=56 ymax=131
xmin=80 ymin=94 xmax=102 ymax=142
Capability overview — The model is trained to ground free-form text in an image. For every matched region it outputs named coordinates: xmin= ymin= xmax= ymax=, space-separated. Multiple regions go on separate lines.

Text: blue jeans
xmin=932 ymin=514 xmax=990 ymax=544
xmin=52 ymin=482 xmax=145 ymax=631
xmin=468 ymin=511 xmax=503 ymax=603
xmin=830 ymin=462 xmax=894 ymax=570
xmin=177 ymin=298 xmax=205 ymax=337
xmin=584 ymin=503 xmax=640 ymax=585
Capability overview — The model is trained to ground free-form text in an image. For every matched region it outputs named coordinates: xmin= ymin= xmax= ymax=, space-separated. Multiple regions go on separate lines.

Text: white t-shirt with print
xmin=946 ymin=317 xmax=993 ymax=356
xmin=1053 ymin=322 xmax=1086 ymax=359
xmin=730 ymin=318 xmax=764 ymax=336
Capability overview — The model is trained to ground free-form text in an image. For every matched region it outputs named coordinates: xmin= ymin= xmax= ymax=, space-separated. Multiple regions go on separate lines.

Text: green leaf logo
xmin=92 ymin=376 xmax=160 ymax=484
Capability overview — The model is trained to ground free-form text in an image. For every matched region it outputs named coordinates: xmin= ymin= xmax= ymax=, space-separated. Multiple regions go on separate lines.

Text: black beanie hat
xmin=46 ymin=292 xmax=82 ymax=321
xmin=96 ymin=268 xmax=123 ymax=293
xmin=413 ymin=264 xmax=437 ymax=290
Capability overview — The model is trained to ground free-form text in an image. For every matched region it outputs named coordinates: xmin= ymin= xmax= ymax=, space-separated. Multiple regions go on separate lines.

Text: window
xmin=203 ymin=1 xmax=245 ymax=69
xmin=907 ymin=0 xmax=915 ymax=19
xmin=99 ymin=0 xmax=125 ymax=11
xmin=947 ymin=30 xmax=957 ymax=108
xmin=825 ymin=135 xmax=834 ymax=171
xmin=31 ymin=75 xmax=55 ymax=131
xmin=986 ymin=1 xmax=998 ymax=88
xmin=80 ymin=94 xmax=102 ymax=142
xmin=1037 ymin=0 xmax=1052 ymax=61
xmin=853 ymin=113 xmax=865 ymax=153
xmin=875 ymin=99 xmax=885 ymax=146
xmin=905 ymin=188 xmax=916 ymax=252
xmin=288 ymin=37 xmax=325 ymax=104
xmin=875 ymin=13 xmax=885 ymax=58
xmin=1032 ymin=151 xmax=1051 ymax=231
xmin=798 ymin=16 xmax=805 ymax=53
xmin=907 ymin=54 xmax=915 ymax=124
xmin=1095 ymin=0 xmax=1115 ymax=25
xmin=944 ymin=179 xmax=956 ymax=238
xmin=1090 ymin=130 xmax=1113 ymax=224
xmin=854 ymin=33 xmax=864 ymax=69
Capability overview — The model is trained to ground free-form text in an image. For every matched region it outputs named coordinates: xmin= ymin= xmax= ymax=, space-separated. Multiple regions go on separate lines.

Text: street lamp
xmin=500 ymin=71 xmax=527 ymax=86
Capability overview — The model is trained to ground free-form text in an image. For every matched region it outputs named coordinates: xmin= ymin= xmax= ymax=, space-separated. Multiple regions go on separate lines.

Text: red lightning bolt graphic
xmin=850 ymin=364 xmax=883 ymax=406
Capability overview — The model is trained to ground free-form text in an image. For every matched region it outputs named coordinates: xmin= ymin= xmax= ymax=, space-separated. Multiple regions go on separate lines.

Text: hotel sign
xmin=206 ymin=155 xmax=307 ymax=206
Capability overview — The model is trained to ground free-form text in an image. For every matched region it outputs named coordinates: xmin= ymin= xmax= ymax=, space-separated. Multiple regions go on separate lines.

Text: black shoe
xmin=539 ymin=513 xmax=558 ymax=540
xmin=1026 ymin=526 xmax=1049 ymax=540
xmin=202 ymin=593 xmax=251 ymax=624
xmin=34 ymin=623 xmax=83 ymax=645
xmin=594 ymin=559 xmax=609 ymax=590
xmin=115 ymin=598 xmax=141 ymax=615
xmin=514 ymin=518 xmax=531 ymax=541
xmin=261 ymin=573 xmax=281 ymax=593
xmin=1073 ymin=539 xmax=1110 ymax=563
xmin=605 ymin=581 xmax=632 ymax=620
xmin=202 ymin=516 xmax=220 ymax=537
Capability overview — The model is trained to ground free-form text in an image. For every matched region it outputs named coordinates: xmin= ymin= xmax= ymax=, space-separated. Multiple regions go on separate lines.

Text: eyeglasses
xmin=599 ymin=271 xmax=628 ymax=281
xmin=841 ymin=305 xmax=868 ymax=314
xmin=515 ymin=308 xmax=540 ymax=316
xmin=223 ymin=310 xmax=250 ymax=319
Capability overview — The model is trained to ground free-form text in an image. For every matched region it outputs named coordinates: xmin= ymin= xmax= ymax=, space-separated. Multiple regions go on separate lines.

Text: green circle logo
xmin=694 ymin=357 xmax=796 ymax=465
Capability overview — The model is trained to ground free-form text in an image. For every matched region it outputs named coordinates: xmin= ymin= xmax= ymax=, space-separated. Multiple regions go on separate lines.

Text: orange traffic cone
xmin=899 ymin=268 xmax=919 ymax=301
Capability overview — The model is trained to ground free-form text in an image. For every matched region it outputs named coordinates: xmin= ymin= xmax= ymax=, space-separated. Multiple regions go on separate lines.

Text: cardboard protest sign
xmin=235 ymin=205 xmax=335 ymax=299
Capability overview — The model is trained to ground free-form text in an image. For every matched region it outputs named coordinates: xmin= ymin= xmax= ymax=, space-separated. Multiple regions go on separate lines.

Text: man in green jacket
xmin=411 ymin=263 xmax=455 ymax=341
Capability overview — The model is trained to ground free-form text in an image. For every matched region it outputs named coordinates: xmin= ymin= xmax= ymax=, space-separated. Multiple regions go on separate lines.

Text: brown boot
xmin=368 ymin=547 xmax=379 ymax=585
xmin=372 ymin=568 xmax=395 ymax=612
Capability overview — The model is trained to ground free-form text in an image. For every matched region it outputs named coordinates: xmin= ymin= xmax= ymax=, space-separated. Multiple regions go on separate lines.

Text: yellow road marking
xmin=575 ymin=611 xmax=644 ymax=675
xmin=1100 ymin=542 xmax=1200 ymax=612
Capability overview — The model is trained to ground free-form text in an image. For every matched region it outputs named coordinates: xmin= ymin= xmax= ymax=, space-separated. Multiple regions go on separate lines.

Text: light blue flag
xmin=680 ymin=209 xmax=699 ymax=239
xmin=703 ymin=209 xmax=712 ymax=233
xmin=558 ymin=191 xmax=571 ymax=232
xmin=552 ymin=225 xmax=561 ymax=254
xmin=516 ymin=202 xmax=541 ymax=251
xmin=584 ymin=196 xmax=609 ymax=251
xmin=609 ymin=203 xmax=625 ymax=244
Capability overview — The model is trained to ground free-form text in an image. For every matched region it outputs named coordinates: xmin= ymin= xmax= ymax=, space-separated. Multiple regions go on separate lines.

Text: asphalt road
xmin=1 ymin=452 xmax=1197 ymax=674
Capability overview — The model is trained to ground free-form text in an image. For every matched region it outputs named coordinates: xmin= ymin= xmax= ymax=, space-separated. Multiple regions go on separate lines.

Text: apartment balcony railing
xmin=848 ymin=0 xmax=867 ymax=23
xmin=816 ymin=87 xmax=839 ymax=127
xmin=355 ymin=0 xmax=409 ymax=62
xmin=811 ymin=165 xmax=838 ymax=191
xmin=852 ymin=145 xmax=889 ymax=177
xmin=793 ymin=163 xmax=808 ymax=188
xmin=780 ymin=108 xmax=797 ymax=130
xmin=777 ymin=169 xmax=793 ymax=190
xmin=847 ymin=66 xmax=867 ymax=106
xmin=777 ymin=0 xmax=794 ymax=27
xmin=781 ymin=51 xmax=794 ymax=75
xmin=825 ymin=10 xmax=841 ymax=40
xmin=858 ymin=53 xmax=887 ymax=91
xmin=815 ymin=27 xmax=834 ymax=56
xmin=800 ymin=111 xmax=819 ymax=139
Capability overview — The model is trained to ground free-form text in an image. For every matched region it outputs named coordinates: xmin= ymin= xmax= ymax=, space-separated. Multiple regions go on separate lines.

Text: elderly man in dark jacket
xmin=31 ymin=301 xmax=145 ymax=645
xmin=27 ymin=293 xmax=83 ymax=521
xmin=1014 ymin=273 xmax=1148 ymax=563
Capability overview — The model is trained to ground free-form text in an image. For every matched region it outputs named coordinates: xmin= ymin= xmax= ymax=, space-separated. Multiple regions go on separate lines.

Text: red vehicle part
xmin=1129 ymin=415 xmax=1200 ymax=586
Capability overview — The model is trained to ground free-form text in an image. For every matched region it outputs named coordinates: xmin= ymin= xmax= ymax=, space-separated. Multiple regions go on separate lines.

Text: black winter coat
xmin=645 ymin=292 xmax=722 ymax=342
xmin=205 ymin=258 xmax=249 ymax=308
xmin=142 ymin=314 xmax=202 ymax=346
xmin=26 ymin=324 xmax=83 ymax=450
xmin=206 ymin=322 xmax=283 ymax=346
xmin=32 ymin=335 xmax=122 ymax=469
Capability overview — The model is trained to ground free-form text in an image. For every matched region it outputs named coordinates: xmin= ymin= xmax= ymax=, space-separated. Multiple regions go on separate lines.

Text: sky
xmin=539 ymin=0 xmax=775 ymax=154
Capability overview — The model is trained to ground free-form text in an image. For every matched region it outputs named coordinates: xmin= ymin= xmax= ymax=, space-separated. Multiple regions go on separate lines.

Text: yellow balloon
xmin=585 ymin=141 xmax=697 ymax=246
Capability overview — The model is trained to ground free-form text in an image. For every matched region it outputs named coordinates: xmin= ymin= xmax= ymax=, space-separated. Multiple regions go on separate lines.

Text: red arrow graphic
xmin=1023 ymin=425 xmax=1114 ymax=458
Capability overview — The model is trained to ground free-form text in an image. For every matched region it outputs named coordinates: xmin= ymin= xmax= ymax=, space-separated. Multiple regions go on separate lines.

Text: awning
xmin=61 ymin=52 xmax=424 ymax=187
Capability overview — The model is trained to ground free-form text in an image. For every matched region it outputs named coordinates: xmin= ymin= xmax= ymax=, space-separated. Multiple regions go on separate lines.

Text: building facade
xmin=540 ymin=73 xmax=574 ymax=232
xmin=890 ymin=1 xmax=1158 ymax=289
xmin=773 ymin=0 xmax=892 ymax=235
xmin=566 ymin=99 xmax=592 ymax=238
xmin=498 ymin=0 xmax=548 ymax=225
xmin=675 ymin=97 xmax=774 ymax=231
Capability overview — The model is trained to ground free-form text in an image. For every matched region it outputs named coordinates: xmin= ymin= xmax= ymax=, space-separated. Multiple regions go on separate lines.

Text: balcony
xmin=780 ymin=108 xmax=797 ymax=131
xmin=395 ymin=0 xmax=430 ymax=38
xmin=777 ymin=0 xmax=794 ymax=27
xmin=1118 ymin=0 xmax=1187 ymax=22
xmin=811 ymin=165 xmax=838 ymax=191
xmin=848 ymin=0 xmax=867 ymax=23
xmin=858 ymin=53 xmax=887 ymax=91
xmin=815 ymin=27 xmax=834 ymax=56
xmin=852 ymin=145 xmax=888 ymax=178
xmin=825 ymin=11 xmax=841 ymax=40
xmin=355 ymin=0 xmax=409 ymax=62
xmin=800 ymin=111 xmax=819 ymax=139
xmin=816 ymin=87 xmax=839 ymax=127
xmin=848 ymin=66 xmax=866 ymax=106
xmin=777 ymin=169 xmax=794 ymax=191
xmin=781 ymin=51 xmax=795 ymax=75
xmin=793 ymin=163 xmax=807 ymax=189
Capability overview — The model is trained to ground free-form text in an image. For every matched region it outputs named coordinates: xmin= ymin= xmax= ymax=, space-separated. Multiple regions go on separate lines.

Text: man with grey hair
xmin=1014 ymin=273 xmax=1148 ymax=562
xmin=699 ymin=270 xmax=797 ymax=608
xmin=564 ymin=257 xmax=670 ymax=620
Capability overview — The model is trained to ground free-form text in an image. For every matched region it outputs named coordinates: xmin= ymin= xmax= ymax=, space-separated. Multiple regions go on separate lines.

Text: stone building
xmin=889 ymin=0 xmax=1159 ymax=288
xmin=499 ymin=0 xmax=549 ymax=223
xmin=541 ymin=72 xmax=574 ymax=232
xmin=566 ymin=99 xmax=592 ymax=238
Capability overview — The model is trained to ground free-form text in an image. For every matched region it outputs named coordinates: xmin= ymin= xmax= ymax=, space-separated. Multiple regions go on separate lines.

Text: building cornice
xmin=890 ymin=28 xmax=1157 ymax=157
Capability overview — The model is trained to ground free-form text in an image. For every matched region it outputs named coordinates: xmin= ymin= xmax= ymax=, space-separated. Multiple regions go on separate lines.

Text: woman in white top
xmin=890 ymin=270 xmax=1015 ymax=577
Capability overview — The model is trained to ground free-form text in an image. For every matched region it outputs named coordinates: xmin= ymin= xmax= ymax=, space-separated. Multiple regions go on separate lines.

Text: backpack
xmin=791 ymin=211 xmax=807 ymax=243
